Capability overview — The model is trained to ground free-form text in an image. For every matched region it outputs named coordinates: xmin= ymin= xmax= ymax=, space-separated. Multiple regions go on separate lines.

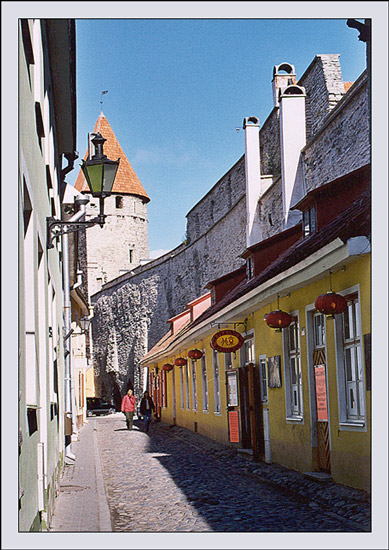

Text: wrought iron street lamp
xmin=47 ymin=132 xmax=120 ymax=248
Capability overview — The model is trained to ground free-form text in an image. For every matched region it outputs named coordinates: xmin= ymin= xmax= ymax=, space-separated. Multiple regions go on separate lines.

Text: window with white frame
xmin=184 ymin=362 xmax=190 ymax=410
xmin=213 ymin=350 xmax=222 ymax=414
xmin=240 ymin=335 xmax=255 ymax=367
xmin=283 ymin=316 xmax=303 ymax=418
xmin=313 ymin=312 xmax=326 ymax=349
xmin=191 ymin=360 xmax=198 ymax=411
xmin=335 ymin=293 xmax=365 ymax=423
xmin=179 ymin=367 xmax=184 ymax=409
xmin=259 ymin=355 xmax=268 ymax=402
xmin=161 ymin=369 xmax=167 ymax=408
xmin=201 ymin=353 xmax=209 ymax=412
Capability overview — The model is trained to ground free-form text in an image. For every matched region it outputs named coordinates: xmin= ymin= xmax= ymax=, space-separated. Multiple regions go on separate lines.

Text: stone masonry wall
xmin=299 ymin=54 xmax=346 ymax=140
xmin=303 ymin=76 xmax=369 ymax=191
xmin=85 ymin=193 xmax=149 ymax=296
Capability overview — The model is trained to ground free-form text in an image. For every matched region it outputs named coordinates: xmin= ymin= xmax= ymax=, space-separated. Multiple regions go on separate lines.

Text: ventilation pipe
xmin=272 ymin=63 xmax=297 ymax=108
xmin=279 ymin=82 xmax=306 ymax=228
xmin=243 ymin=116 xmax=262 ymax=248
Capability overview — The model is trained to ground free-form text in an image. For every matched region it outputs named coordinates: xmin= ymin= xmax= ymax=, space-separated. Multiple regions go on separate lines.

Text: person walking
xmin=121 ymin=389 xmax=136 ymax=430
xmin=139 ymin=391 xmax=155 ymax=432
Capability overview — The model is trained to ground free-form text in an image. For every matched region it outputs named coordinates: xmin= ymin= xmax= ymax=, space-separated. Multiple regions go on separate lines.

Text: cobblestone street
xmin=96 ymin=413 xmax=370 ymax=533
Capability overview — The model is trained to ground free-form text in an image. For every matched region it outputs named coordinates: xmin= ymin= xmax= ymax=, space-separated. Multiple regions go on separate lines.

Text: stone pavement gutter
xmin=154 ymin=421 xmax=371 ymax=532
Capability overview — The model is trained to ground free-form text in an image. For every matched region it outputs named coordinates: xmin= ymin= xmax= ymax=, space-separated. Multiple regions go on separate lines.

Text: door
xmin=313 ymin=313 xmax=331 ymax=471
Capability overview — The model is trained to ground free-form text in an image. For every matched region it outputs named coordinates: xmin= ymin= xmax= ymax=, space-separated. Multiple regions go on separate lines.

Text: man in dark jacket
xmin=139 ymin=391 xmax=155 ymax=432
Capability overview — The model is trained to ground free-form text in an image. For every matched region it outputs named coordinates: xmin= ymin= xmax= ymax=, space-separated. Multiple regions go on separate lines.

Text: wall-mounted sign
xmin=314 ymin=365 xmax=328 ymax=421
xmin=228 ymin=410 xmax=240 ymax=443
xmin=268 ymin=355 xmax=282 ymax=388
xmin=227 ymin=370 xmax=238 ymax=407
xmin=210 ymin=329 xmax=244 ymax=353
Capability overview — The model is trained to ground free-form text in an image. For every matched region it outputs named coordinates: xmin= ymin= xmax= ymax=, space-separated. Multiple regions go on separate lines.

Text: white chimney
xmin=279 ymin=83 xmax=306 ymax=228
xmin=243 ymin=116 xmax=262 ymax=248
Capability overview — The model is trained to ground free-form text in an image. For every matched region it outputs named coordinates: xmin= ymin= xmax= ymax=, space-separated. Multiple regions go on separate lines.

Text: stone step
xmin=303 ymin=471 xmax=332 ymax=483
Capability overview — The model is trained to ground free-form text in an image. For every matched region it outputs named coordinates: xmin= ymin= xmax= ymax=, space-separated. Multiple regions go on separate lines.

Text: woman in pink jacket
xmin=121 ymin=389 xmax=136 ymax=430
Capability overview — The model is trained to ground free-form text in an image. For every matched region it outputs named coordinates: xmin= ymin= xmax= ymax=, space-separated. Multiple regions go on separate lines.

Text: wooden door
xmin=238 ymin=366 xmax=251 ymax=448
xmin=313 ymin=350 xmax=331 ymax=471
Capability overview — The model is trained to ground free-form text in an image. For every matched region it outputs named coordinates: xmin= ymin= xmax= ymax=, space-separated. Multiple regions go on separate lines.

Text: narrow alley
xmin=50 ymin=414 xmax=370 ymax=533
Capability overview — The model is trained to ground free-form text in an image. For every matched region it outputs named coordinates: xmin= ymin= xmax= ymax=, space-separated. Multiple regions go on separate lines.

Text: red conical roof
xmin=74 ymin=111 xmax=150 ymax=202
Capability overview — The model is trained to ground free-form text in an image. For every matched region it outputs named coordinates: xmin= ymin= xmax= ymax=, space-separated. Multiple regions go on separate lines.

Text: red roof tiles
xmin=74 ymin=111 xmax=150 ymax=202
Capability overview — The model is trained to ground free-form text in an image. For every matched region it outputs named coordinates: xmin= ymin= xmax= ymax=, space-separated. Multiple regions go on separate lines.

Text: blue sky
xmin=67 ymin=16 xmax=368 ymax=257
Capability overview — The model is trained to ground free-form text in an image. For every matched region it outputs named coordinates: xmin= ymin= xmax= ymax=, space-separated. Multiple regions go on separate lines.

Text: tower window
xmin=116 ymin=196 xmax=123 ymax=209
xmin=129 ymin=250 xmax=133 ymax=264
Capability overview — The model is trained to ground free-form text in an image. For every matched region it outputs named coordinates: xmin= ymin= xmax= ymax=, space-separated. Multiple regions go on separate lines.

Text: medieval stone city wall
xmin=303 ymin=74 xmax=369 ymax=191
xmin=91 ymin=187 xmax=247 ymax=402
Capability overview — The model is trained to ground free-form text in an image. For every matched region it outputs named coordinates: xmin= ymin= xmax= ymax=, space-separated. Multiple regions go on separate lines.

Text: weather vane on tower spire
xmin=100 ymin=90 xmax=108 ymax=109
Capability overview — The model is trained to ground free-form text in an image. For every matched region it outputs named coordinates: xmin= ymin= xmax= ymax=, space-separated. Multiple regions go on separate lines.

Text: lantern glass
xmin=80 ymin=315 xmax=91 ymax=332
xmin=81 ymin=158 xmax=119 ymax=197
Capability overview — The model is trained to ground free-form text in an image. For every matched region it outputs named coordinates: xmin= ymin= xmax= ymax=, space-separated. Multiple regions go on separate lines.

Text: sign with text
xmin=228 ymin=410 xmax=240 ymax=443
xmin=210 ymin=329 xmax=244 ymax=353
xmin=314 ymin=365 xmax=328 ymax=421
xmin=227 ymin=370 xmax=238 ymax=406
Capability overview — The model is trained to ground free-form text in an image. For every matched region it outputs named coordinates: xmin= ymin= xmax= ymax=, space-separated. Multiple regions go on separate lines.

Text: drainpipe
xmin=63 ymin=194 xmax=89 ymax=459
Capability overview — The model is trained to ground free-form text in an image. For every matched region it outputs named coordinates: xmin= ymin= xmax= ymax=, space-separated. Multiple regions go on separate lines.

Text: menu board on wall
xmin=227 ymin=370 xmax=238 ymax=406
xmin=314 ymin=365 xmax=328 ymax=421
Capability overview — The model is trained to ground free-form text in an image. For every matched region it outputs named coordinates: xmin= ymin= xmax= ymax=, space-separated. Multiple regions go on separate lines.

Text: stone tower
xmin=75 ymin=112 xmax=150 ymax=297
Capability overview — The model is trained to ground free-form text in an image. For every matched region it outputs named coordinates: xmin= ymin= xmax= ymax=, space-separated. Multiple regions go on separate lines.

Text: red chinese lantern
xmin=314 ymin=292 xmax=347 ymax=319
xmin=188 ymin=349 xmax=203 ymax=361
xmin=161 ymin=363 xmax=173 ymax=372
xmin=265 ymin=310 xmax=293 ymax=332
xmin=174 ymin=357 xmax=187 ymax=366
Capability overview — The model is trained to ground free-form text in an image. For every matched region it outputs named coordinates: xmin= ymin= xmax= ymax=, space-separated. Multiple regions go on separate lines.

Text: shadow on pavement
xmin=124 ymin=419 xmax=360 ymax=533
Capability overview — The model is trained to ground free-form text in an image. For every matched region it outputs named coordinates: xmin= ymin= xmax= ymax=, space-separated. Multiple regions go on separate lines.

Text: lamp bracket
xmin=210 ymin=318 xmax=248 ymax=332
xmin=46 ymin=216 xmax=106 ymax=249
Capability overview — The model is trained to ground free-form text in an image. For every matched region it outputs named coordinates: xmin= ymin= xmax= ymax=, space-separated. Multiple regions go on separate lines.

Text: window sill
xmin=339 ymin=421 xmax=365 ymax=428
xmin=202 ymin=409 xmax=209 ymax=414
xmin=286 ymin=416 xmax=303 ymax=422
xmin=214 ymin=412 xmax=222 ymax=416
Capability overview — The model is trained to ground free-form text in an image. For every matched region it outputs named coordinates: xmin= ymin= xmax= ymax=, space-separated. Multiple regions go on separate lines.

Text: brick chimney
xmin=272 ymin=62 xmax=297 ymax=108
xmin=243 ymin=116 xmax=262 ymax=248
xmin=278 ymin=80 xmax=306 ymax=228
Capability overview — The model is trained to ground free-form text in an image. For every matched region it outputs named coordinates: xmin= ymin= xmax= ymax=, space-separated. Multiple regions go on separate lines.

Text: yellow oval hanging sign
xmin=210 ymin=329 xmax=244 ymax=353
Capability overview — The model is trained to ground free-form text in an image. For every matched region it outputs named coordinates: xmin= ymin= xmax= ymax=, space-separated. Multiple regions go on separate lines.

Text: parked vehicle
xmin=86 ymin=398 xmax=116 ymax=417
